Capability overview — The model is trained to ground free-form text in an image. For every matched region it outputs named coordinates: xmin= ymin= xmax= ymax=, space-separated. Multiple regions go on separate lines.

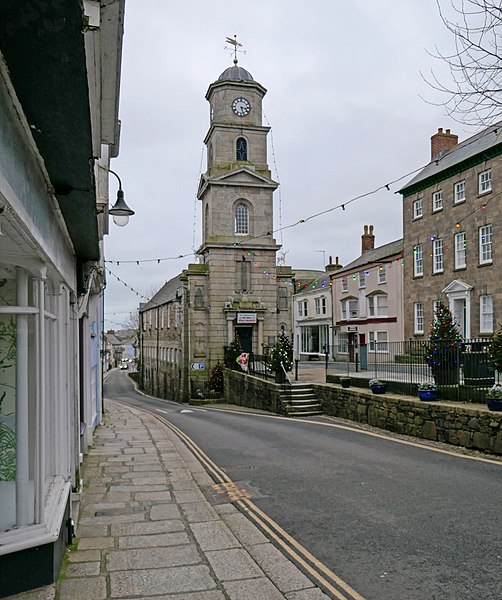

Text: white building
xmin=292 ymin=261 xmax=342 ymax=360
xmin=0 ymin=2 xmax=125 ymax=594
xmin=331 ymin=226 xmax=404 ymax=364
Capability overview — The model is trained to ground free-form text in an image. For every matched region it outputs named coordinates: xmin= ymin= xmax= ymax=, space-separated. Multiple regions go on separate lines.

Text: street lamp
xmin=107 ymin=169 xmax=135 ymax=227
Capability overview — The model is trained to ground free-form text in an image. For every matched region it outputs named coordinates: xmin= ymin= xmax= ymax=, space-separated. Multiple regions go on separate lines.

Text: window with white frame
xmin=480 ymin=295 xmax=493 ymax=333
xmin=479 ymin=224 xmax=492 ymax=264
xmin=413 ymin=198 xmax=423 ymax=219
xmin=432 ymin=190 xmax=443 ymax=212
xmin=454 ymin=180 xmax=465 ymax=204
xmin=298 ymin=300 xmax=308 ymax=317
xmin=235 ymin=202 xmax=249 ymax=234
xmin=160 ymin=307 xmax=165 ymax=329
xmin=478 ymin=169 xmax=492 ymax=194
xmin=413 ymin=244 xmax=423 ymax=277
xmin=341 ymin=298 xmax=358 ymax=320
xmin=433 ymin=238 xmax=444 ymax=273
xmin=378 ymin=265 xmax=386 ymax=284
xmin=341 ymin=277 xmax=348 ymax=293
xmin=368 ymin=294 xmax=388 ymax=317
xmin=337 ymin=332 xmax=349 ymax=353
xmin=369 ymin=331 xmax=389 ymax=353
xmin=414 ymin=302 xmax=424 ymax=334
xmin=359 ymin=271 xmax=366 ymax=288
xmin=319 ymin=297 xmax=327 ymax=314
xmin=315 ymin=298 xmax=321 ymax=315
xmin=454 ymin=232 xmax=466 ymax=269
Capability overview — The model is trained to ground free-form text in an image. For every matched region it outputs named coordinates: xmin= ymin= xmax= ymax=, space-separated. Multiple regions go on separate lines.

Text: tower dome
xmin=218 ymin=64 xmax=254 ymax=82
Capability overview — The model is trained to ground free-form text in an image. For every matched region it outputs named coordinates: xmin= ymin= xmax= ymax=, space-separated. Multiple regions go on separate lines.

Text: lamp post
xmin=107 ymin=169 xmax=135 ymax=227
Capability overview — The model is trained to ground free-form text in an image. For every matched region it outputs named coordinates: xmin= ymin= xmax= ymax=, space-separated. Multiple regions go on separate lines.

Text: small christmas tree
xmin=488 ymin=324 xmax=502 ymax=377
xmin=209 ymin=362 xmax=224 ymax=393
xmin=426 ymin=301 xmax=463 ymax=382
xmin=268 ymin=329 xmax=293 ymax=375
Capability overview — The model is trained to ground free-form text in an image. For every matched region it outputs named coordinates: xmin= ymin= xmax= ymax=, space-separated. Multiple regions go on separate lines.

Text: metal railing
xmin=328 ymin=338 xmax=495 ymax=402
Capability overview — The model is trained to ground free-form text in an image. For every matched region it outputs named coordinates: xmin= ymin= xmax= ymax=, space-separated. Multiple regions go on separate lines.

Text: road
xmin=105 ymin=370 xmax=502 ymax=600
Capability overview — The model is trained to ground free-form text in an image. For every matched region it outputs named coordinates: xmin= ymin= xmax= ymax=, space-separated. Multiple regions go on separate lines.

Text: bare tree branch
xmin=421 ymin=0 xmax=502 ymax=126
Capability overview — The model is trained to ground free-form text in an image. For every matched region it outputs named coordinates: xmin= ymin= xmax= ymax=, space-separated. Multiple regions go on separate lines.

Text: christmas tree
xmin=268 ymin=329 xmax=293 ymax=374
xmin=488 ymin=324 xmax=502 ymax=375
xmin=209 ymin=363 xmax=224 ymax=393
xmin=426 ymin=302 xmax=463 ymax=380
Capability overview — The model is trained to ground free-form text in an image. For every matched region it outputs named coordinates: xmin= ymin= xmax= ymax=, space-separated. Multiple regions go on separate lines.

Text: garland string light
xmin=105 ymin=127 xmax=500 ymax=266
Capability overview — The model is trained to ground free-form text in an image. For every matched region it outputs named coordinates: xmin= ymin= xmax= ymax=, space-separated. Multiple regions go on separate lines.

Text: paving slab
xmin=109 ymin=565 xmax=216 ymax=597
xmin=42 ymin=399 xmax=334 ymax=600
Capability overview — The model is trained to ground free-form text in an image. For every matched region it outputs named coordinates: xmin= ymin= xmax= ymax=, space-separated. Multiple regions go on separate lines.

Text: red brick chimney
xmin=431 ymin=128 xmax=458 ymax=160
xmin=361 ymin=225 xmax=375 ymax=253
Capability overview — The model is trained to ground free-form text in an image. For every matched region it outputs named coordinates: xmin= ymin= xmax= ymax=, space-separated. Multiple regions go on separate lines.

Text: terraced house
xmin=399 ymin=124 xmax=502 ymax=340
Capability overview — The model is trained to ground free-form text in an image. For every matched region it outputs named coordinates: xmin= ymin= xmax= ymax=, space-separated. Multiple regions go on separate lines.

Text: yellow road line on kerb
xmin=153 ymin=414 xmax=366 ymax=600
xmin=239 ymin=498 xmax=366 ymax=600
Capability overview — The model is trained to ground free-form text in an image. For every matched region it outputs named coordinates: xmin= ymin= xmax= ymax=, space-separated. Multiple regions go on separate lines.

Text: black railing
xmin=328 ymin=338 xmax=495 ymax=402
xmin=224 ymin=348 xmax=273 ymax=379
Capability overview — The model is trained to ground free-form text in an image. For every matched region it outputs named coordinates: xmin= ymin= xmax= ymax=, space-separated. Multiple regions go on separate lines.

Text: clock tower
xmin=187 ymin=59 xmax=292 ymax=368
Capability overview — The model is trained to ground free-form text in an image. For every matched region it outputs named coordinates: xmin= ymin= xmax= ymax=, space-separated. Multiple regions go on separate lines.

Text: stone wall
xmin=313 ymin=385 xmax=502 ymax=455
xmin=224 ymin=369 xmax=284 ymax=415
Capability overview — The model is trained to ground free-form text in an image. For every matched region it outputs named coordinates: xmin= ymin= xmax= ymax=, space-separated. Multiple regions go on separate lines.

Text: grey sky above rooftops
xmin=104 ymin=0 xmax=483 ymax=330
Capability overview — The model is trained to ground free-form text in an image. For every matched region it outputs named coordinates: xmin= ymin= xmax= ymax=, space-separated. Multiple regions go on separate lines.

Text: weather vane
xmin=225 ymin=34 xmax=246 ymax=65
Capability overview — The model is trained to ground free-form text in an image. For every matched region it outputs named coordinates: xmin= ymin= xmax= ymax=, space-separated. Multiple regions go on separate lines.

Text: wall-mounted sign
xmin=237 ymin=313 xmax=256 ymax=324
xmin=347 ymin=326 xmax=358 ymax=332
xmin=191 ymin=362 xmax=205 ymax=370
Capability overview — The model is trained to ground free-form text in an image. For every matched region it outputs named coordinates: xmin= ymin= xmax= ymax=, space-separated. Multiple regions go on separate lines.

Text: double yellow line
xmin=154 ymin=413 xmax=366 ymax=600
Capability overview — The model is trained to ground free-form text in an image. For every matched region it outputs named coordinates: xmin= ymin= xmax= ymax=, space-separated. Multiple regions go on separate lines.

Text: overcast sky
xmin=104 ymin=0 xmax=469 ymax=330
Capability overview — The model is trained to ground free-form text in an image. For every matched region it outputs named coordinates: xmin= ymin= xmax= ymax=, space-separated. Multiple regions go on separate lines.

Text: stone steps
xmin=281 ymin=384 xmax=323 ymax=417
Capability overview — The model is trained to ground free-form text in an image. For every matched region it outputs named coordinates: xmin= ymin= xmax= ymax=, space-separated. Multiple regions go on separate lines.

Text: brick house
xmin=399 ymin=124 xmax=502 ymax=339
xmin=331 ymin=226 xmax=404 ymax=362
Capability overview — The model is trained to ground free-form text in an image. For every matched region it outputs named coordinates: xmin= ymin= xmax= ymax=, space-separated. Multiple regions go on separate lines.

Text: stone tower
xmin=185 ymin=60 xmax=292 ymax=371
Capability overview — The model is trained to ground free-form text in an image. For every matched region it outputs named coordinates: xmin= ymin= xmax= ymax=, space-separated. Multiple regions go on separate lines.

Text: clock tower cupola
xmin=190 ymin=45 xmax=292 ymax=364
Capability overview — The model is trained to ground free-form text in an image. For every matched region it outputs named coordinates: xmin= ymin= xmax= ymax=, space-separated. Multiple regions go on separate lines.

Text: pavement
xmin=8 ymin=399 xmax=331 ymax=600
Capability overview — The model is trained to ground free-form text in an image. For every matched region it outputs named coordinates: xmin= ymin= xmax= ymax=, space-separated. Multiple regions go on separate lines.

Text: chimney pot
xmin=361 ymin=224 xmax=375 ymax=253
xmin=431 ymin=127 xmax=458 ymax=160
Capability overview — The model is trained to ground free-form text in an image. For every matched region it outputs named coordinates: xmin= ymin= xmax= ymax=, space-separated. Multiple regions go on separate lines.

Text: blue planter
xmin=418 ymin=390 xmax=438 ymax=402
xmin=370 ymin=384 xmax=386 ymax=395
xmin=486 ymin=398 xmax=502 ymax=411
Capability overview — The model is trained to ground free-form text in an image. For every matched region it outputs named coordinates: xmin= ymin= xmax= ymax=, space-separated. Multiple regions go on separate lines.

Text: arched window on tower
xmin=235 ymin=202 xmax=249 ymax=235
xmin=236 ymin=137 xmax=248 ymax=161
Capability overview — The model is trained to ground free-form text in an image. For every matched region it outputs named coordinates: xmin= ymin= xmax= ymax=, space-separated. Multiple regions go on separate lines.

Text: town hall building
xmin=139 ymin=58 xmax=293 ymax=400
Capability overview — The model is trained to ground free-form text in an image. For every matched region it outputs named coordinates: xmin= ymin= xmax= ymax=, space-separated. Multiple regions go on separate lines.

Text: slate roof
xmin=399 ymin=122 xmax=502 ymax=194
xmin=140 ymin=274 xmax=182 ymax=312
xmin=334 ymin=239 xmax=403 ymax=275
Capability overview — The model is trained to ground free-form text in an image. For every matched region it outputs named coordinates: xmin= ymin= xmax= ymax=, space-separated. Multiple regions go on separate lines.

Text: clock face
xmin=232 ymin=97 xmax=251 ymax=117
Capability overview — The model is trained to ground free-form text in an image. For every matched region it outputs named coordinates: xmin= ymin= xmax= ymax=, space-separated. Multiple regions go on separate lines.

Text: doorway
xmin=452 ymin=298 xmax=467 ymax=337
xmin=236 ymin=326 xmax=253 ymax=353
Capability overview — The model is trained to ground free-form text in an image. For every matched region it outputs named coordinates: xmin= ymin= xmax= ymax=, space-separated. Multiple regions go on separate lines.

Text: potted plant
xmin=486 ymin=384 xmax=502 ymax=411
xmin=417 ymin=381 xmax=438 ymax=401
xmin=425 ymin=302 xmax=463 ymax=385
xmin=338 ymin=376 xmax=350 ymax=388
xmin=368 ymin=378 xmax=386 ymax=394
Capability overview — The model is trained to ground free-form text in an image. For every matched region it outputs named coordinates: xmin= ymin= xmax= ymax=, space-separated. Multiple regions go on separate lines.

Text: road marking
xmin=180 ymin=409 xmax=194 ymax=414
xmin=212 ymin=482 xmax=252 ymax=502
xmin=204 ymin=407 xmax=502 ymax=466
xmin=155 ymin=409 xmax=169 ymax=414
xmin=153 ymin=414 xmax=365 ymax=600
